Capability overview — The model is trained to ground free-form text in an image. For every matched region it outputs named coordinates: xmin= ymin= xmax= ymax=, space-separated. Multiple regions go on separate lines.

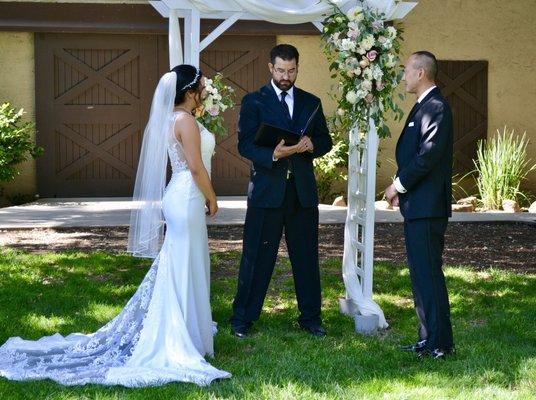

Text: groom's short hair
xmin=412 ymin=51 xmax=438 ymax=81
xmin=270 ymin=44 xmax=300 ymax=64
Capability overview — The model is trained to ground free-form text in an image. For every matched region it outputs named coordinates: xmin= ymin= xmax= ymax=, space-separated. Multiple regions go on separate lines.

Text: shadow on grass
xmin=0 ymin=250 xmax=534 ymax=399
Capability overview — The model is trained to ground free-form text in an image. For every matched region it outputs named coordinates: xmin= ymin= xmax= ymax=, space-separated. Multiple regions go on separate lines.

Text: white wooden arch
xmin=150 ymin=0 xmax=417 ymax=331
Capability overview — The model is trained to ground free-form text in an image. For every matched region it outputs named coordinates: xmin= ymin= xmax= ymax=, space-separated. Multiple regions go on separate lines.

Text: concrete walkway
xmin=0 ymin=197 xmax=534 ymax=229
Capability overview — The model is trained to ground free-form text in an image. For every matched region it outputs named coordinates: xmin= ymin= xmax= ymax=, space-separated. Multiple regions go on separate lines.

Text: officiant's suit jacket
xmin=237 ymin=82 xmax=332 ymax=208
xmin=395 ymin=87 xmax=453 ymax=219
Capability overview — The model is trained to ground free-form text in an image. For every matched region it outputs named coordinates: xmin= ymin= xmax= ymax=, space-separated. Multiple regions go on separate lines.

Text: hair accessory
xmin=179 ymin=67 xmax=200 ymax=91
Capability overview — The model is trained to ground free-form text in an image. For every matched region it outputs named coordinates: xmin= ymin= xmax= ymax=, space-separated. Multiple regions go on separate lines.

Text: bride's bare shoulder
xmin=174 ymin=112 xmax=200 ymax=141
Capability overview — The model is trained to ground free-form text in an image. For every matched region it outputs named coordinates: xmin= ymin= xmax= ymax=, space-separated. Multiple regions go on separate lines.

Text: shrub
xmin=0 ymin=103 xmax=43 ymax=184
xmin=474 ymin=126 xmax=535 ymax=209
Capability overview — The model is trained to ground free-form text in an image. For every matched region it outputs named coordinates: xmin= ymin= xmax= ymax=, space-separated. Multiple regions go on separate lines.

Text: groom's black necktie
xmin=280 ymin=91 xmax=292 ymax=122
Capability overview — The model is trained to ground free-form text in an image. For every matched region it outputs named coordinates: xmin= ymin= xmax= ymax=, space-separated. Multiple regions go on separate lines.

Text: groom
xmin=385 ymin=51 xmax=454 ymax=359
xmin=230 ymin=44 xmax=333 ymax=338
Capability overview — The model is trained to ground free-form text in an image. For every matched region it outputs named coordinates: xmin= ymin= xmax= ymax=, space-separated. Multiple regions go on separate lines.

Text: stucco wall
xmin=0 ymin=31 xmax=36 ymax=197
xmin=282 ymin=0 xmax=536 ymax=197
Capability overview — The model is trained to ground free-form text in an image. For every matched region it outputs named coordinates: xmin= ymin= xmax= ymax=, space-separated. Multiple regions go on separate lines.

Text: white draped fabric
xmin=173 ymin=0 xmax=414 ymax=22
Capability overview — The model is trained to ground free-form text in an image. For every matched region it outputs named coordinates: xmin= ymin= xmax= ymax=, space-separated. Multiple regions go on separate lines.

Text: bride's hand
xmin=206 ymin=197 xmax=218 ymax=217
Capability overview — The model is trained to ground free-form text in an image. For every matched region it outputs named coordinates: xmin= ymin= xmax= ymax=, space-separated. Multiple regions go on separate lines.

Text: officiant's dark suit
xmin=392 ymin=52 xmax=454 ymax=355
xmin=230 ymin=45 xmax=332 ymax=336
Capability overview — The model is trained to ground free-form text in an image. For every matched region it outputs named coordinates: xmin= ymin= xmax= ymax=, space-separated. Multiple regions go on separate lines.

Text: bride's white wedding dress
xmin=0 ymin=115 xmax=231 ymax=387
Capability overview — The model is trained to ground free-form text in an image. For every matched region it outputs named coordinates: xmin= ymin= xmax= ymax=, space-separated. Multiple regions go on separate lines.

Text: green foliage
xmin=0 ymin=103 xmax=43 ymax=184
xmin=314 ymin=130 xmax=348 ymax=203
xmin=0 ymin=249 xmax=534 ymax=399
xmin=474 ymin=126 xmax=535 ymax=209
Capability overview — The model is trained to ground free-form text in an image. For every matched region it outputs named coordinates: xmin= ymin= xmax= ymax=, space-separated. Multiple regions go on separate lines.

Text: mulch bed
xmin=1 ymin=222 xmax=534 ymax=273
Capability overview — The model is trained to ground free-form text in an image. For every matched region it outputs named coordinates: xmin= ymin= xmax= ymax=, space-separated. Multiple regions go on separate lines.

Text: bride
xmin=0 ymin=65 xmax=231 ymax=387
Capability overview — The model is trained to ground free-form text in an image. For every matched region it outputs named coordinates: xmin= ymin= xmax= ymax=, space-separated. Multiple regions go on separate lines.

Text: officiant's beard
xmin=273 ymin=77 xmax=295 ymax=91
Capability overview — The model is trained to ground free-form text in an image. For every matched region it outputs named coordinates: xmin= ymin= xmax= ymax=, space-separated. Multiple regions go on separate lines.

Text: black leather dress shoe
xmin=400 ymin=340 xmax=427 ymax=353
xmin=231 ymin=326 xmax=248 ymax=339
xmin=418 ymin=347 xmax=455 ymax=360
xmin=300 ymin=325 xmax=327 ymax=337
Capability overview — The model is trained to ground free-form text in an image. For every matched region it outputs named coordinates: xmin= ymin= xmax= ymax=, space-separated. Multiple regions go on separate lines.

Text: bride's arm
xmin=175 ymin=114 xmax=218 ymax=216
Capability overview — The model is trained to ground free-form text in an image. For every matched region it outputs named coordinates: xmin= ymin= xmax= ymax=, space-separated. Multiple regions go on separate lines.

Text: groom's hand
xmin=384 ymin=183 xmax=398 ymax=205
xmin=273 ymin=139 xmax=299 ymax=159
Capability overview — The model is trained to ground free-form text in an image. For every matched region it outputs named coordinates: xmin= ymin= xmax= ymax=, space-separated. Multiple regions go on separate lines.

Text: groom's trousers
xmin=404 ymin=217 xmax=453 ymax=351
xmin=231 ymin=176 xmax=322 ymax=329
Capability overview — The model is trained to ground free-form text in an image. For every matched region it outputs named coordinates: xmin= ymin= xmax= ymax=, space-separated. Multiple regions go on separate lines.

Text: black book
xmin=253 ymin=103 xmax=320 ymax=148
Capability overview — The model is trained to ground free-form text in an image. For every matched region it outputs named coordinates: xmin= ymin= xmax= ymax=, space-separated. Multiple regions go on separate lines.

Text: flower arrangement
xmin=196 ymin=73 xmax=235 ymax=137
xmin=321 ymin=2 xmax=405 ymax=139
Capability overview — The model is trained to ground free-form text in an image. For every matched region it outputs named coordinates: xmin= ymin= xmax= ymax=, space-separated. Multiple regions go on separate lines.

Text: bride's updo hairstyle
xmin=171 ymin=64 xmax=203 ymax=105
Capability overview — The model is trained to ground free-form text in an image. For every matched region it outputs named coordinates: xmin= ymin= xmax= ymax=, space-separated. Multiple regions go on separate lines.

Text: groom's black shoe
xmin=231 ymin=326 xmax=248 ymax=339
xmin=417 ymin=347 xmax=455 ymax=360
xmin=300 ymin=325 xmax=327 ymax=337
xmin=400 ymin=340 xmax=427 ymax=353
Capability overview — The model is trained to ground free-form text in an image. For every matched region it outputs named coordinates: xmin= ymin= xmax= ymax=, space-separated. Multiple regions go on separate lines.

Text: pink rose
xmin=208 ymin=105 xmax=220 ymax=116
xmin=376 ymin=80 xmax=385 ymax=91
xmin=366 ymin=50 xmax=378 ymax=62
xmin=365 ymin=93 xmax=374 ymax=103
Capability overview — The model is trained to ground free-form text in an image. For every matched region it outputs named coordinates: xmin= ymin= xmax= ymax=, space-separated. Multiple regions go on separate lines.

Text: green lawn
xmin=0 ymin=249 xmax=534 ymax=399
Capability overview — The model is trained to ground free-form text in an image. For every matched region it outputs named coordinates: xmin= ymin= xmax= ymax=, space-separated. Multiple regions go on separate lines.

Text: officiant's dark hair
xmin=412 ymin=51 xmax=438 ymax=81
xmin=171 ymin=64 xmax=203 ymax=105
xmin=270 ymin=44 xmax=300 ymax=64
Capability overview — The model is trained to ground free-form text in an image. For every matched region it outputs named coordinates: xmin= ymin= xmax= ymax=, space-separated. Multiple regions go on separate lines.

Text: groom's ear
xmin=268 ymin=62 xmax=274 ymax=72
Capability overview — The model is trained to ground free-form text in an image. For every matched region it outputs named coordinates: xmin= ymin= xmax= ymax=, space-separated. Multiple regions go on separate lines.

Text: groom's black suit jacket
xmin=237 ymin=82 xmax=332 ymax=208
xmin=395 ymin=87 xmax=453 ymax=219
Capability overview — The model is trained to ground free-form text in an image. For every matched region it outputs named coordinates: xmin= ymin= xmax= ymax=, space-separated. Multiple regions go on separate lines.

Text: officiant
xmin=230 ymin=44 xmax=333 ymax=338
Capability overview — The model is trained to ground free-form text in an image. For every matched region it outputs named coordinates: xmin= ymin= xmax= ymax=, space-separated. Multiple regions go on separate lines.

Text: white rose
xmin=361 ymin=34 xmax=375 ymax=51
xmin=363 ymin=67 xmax=373 ymax=80
xmin=348 ymin=21 xmax=361 ymax=31
xmin=356 ymin=89 xmax=367 ymax=99
xmin=205 ymin=79 xmax=213 ymax=85
xmin=385 ymin=54 xmax=396 ymax=68
xmin=330 ymin=32 xmax=341 ymax=43
xmin=372 ymin=65 xmax=383 ymax=80
xmin=387 ymin=26 xmax=397 ymax=39
xmin=337 ymin=108 xmax=346 ymax=116
xmin=346 ymin=90 xmax=358 ymax=104
xmin=346 ymin=6 xmax=363 ymax=21
xmin=340 ymin=38 xmax=357 ymax=52
xmin=382 ymin=39 xmax=393 ymax=50
xmin=353 ymin=67 xmax=362 ymax=76
xmin=361 ymin=80 xmax=373 ymax=91
xmin=213 ymin=93 xmax=222 ymax=101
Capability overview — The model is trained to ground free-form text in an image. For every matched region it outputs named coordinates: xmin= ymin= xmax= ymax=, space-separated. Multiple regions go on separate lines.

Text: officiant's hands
xmin=298 ymin=136 xmax=314 ymax=153
xmin=273 ymin=137 xmax=314 ymax=160
xmin=273 ymin=139 xmax=299 ymax=159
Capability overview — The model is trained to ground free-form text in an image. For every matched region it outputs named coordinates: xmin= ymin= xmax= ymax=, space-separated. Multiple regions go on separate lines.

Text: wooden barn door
xmin=36 ymin=33 xmax=162 ymax=197
xmin=437 ymin=60 xmax=488 ymax=175
xmin=200 ymin=35 xmax=275 ymax=195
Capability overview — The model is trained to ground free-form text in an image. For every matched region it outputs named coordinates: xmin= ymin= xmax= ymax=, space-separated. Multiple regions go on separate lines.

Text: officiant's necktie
xmin=280 ymin=91 xmax=294 ymax=177
xmin=280 ymin=91 xmax=292 ymax=122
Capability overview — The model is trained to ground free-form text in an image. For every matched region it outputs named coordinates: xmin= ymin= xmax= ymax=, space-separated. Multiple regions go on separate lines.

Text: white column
xmin=168 ymin=9 xmax=183 ymax=68
xmin=183 ymin=8 xmax=201 ymax=67
xmin=362 ymin=118 xmax=379 ymax=298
